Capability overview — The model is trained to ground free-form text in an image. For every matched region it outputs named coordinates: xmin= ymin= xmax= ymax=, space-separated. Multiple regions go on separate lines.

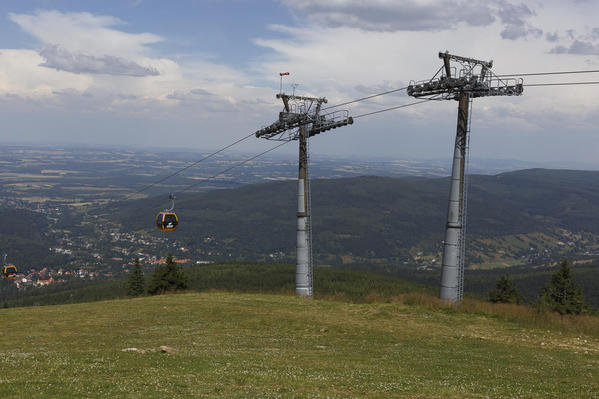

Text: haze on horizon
xmin=1 ymin=1 xmax=599 ymax=166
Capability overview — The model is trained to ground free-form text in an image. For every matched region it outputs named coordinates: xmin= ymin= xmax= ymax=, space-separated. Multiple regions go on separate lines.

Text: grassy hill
xmin=101 ymin=168 xmax=599 ymax=267
xmin=1 ymin=292 xmax=598 ymax=398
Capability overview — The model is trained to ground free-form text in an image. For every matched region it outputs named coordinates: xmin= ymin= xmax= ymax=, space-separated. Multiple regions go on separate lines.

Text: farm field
xmin=1 ymin=292 xmax=598 ymax=398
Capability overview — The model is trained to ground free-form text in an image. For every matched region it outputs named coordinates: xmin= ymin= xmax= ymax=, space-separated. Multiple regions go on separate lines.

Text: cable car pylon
xmin=408 ymin=51 xmax=524 ymax=302
xmin=255 ymin=76 xmax=354 ymax=297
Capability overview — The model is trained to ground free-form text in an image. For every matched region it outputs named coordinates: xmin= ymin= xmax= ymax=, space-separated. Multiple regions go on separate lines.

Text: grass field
xmin=1 ymin=292 xmax=598 ymax=398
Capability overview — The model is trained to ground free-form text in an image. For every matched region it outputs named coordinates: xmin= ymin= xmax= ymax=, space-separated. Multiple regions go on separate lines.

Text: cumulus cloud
xmin=39 ymin=45 xmax=159 ymax=76
xmin=0 ymin=8 xmax=269 ymax=130
xmin=0 ymin=49 xmax=92 ymax=98
xmin=548 ymin=26 xmax=599 ymax=56
xmin=496 ymin=1 xmax=542 ymax=40
xmin=8 ymin=10 xmax=163 ymax=78
xmin=2 ymin=4 xmax=598 ymax=160
xmin=280 ymin=0 xmax=541 ymax=39
xmin=545 ymin=31 xmax=560 ymax=42
xmin=8 ymin=10 xmax=162 ymax=58
xmin=281 ymin=0 xmax=495 ymax=32
xmin=550 ymin=40 xmax=599 ymax=55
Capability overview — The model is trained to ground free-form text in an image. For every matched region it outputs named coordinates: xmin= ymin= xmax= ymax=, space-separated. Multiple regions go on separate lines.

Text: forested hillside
xmin=103 ymin=169 xmax=599 ymax=266
xmin=0 ymin=207 xmax=68 ymax=267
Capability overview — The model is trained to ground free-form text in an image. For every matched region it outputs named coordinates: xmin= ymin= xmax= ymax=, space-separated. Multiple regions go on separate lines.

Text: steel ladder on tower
xmin=457 ymin=96 xmax=473 ymax=301
xmin=305 ymin=136 xmax=314 ymax=297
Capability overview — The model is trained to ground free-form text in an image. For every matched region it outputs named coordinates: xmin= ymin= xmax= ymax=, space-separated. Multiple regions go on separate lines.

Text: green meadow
xmin=1 ymin=292 xmax=598 ymax=398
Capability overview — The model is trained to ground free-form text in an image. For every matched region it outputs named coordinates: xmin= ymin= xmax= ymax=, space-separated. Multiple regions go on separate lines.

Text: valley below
xmin=1 ymin=146 xmax=599 ymax=307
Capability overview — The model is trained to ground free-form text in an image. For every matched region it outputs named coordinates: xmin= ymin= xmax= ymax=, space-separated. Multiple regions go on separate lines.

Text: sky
xmin=1 ymin=0 xmax=599 ymax=166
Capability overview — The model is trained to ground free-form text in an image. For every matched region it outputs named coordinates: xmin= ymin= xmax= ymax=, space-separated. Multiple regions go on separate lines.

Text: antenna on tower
xmin=279 ymin=72 xmax=290 ymax=94
xmin=255 ymin=88 xmax=354 ymax=297
xmin=408 ymin=51 xmax=523 ymax=302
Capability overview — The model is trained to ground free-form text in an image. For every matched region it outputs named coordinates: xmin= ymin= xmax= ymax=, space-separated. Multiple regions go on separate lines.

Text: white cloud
xmin=551 ymin=40 xmax=599 ymax=55
xmin=281 ymin=0 xmax=495 ymax=32
xmin=39 ymin=44 xmax=160 ymax=76
xmin=8 ymin=10 xmax=162 ymax=58
xmin=2 ymin=4 xmax=599 ymax=163
xmin=0 ymin=10 xmax=268 ymax=119
xmin=280 ymin=0 xmax=542 ymax=40
xmin=0 ymin=49 xmax=92 ymax=98
xmin=251 ymin=2 xmax=599 ymax=161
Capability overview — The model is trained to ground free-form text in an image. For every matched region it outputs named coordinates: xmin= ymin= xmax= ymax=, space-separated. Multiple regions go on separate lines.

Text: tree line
xmin=132 ymin=254 xmax=591 ymax=316
xmin=489 ymin=259 xmax=587 ymax=314
xmin=127 ymin=253 xmax=188 ymax=296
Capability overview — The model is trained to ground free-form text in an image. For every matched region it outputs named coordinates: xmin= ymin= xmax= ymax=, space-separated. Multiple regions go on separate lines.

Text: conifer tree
xmin=127 ymin=258 xmax=145 ymax=297
xmin=489 ymin=274 xmax=522 ymax=304
xmin=147 ymin=253 xmax=188 ymax=295
xmin=537 ymin=259 xmax=586 ymax=315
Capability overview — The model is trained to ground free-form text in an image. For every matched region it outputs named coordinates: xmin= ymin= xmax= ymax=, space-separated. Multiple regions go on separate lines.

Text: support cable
xmin=353 ymin=97 xmax=441 ymax=119
xmin=497 ymin=69 xmax=599 ymax=78
xmin=124 ymin=76 xmax=599 ymax=201
xmin=174 ymin=140 xmax=290 ymax=196
xmin=323 ymin=87 xmax=408 ymax=110
xmin=523 ymin=81 xmax=599 ymax=87
xmin=125 ymin=131 xmax=256 ymax=199
xmin=325 ymin=69 xmax=599 ymax=111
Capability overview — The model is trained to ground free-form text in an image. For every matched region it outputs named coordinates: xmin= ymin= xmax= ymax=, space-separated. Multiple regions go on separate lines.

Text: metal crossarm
xmin=310 ymin=111 xmax=354 ymax=137
xmin=408 ymin=51 xmax=523 ymax=100
xmin=407 ymin=76 xmax=523 ymax=99
xmin=255 ymin=93 xmax=353 ymax=141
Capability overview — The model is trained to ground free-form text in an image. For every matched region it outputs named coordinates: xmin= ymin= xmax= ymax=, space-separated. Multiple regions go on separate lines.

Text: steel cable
xmin=175 ymin=140 xmax=291 ymax=196
xmin=323 ymin=87 xmax=408 ymax=110
xmin=124 ymin=73 xmax=599 ymax=200
xmin=125 ymin=131 xmax=256 ymax=199
xmin=523 ymin=81 xmax=599 ymax=87
xmin=353 ymin=96 xmax=441 ymax=119
xmin=497 ymin=69 xmax=599 ymax=78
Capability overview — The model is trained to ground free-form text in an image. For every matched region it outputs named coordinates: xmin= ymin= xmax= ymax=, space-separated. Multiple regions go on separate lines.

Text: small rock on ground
xmin=159 ymin=345 xmax=178 ymax=354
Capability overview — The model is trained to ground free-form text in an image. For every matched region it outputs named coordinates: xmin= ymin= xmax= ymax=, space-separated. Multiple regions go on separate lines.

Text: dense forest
xmin=101 ymin=169 xmax=599 ymax=264
xmin=345 ymin=262 xmax=599 ymax=308
xmin=2 ymin=261 xmax=597 ymax=310
xmin=0 ymin=207 xmax=69 ymax=267
xmin=0 ymin=263 xmax=431 ymax=308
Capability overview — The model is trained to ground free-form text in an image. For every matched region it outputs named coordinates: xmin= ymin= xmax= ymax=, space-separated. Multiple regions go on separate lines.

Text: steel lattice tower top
xmin=255 ymin=93 xmax=354 ymax=141
xmin=407 ymin=51 xmax=523 ymax=100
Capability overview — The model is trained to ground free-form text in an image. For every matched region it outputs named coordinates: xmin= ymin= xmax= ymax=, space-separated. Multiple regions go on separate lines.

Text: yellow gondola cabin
xmin=2 ymin=264 xmax=17 ymax=280
xmin=156 ymin=212 xmax=178 ymax=231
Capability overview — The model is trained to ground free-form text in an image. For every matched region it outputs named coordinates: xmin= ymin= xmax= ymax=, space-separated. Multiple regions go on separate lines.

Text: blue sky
xmin=0 ymin=1 xmax=292 ymax=66
xmin=1 ymin=1 xmax=599 ymax=166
